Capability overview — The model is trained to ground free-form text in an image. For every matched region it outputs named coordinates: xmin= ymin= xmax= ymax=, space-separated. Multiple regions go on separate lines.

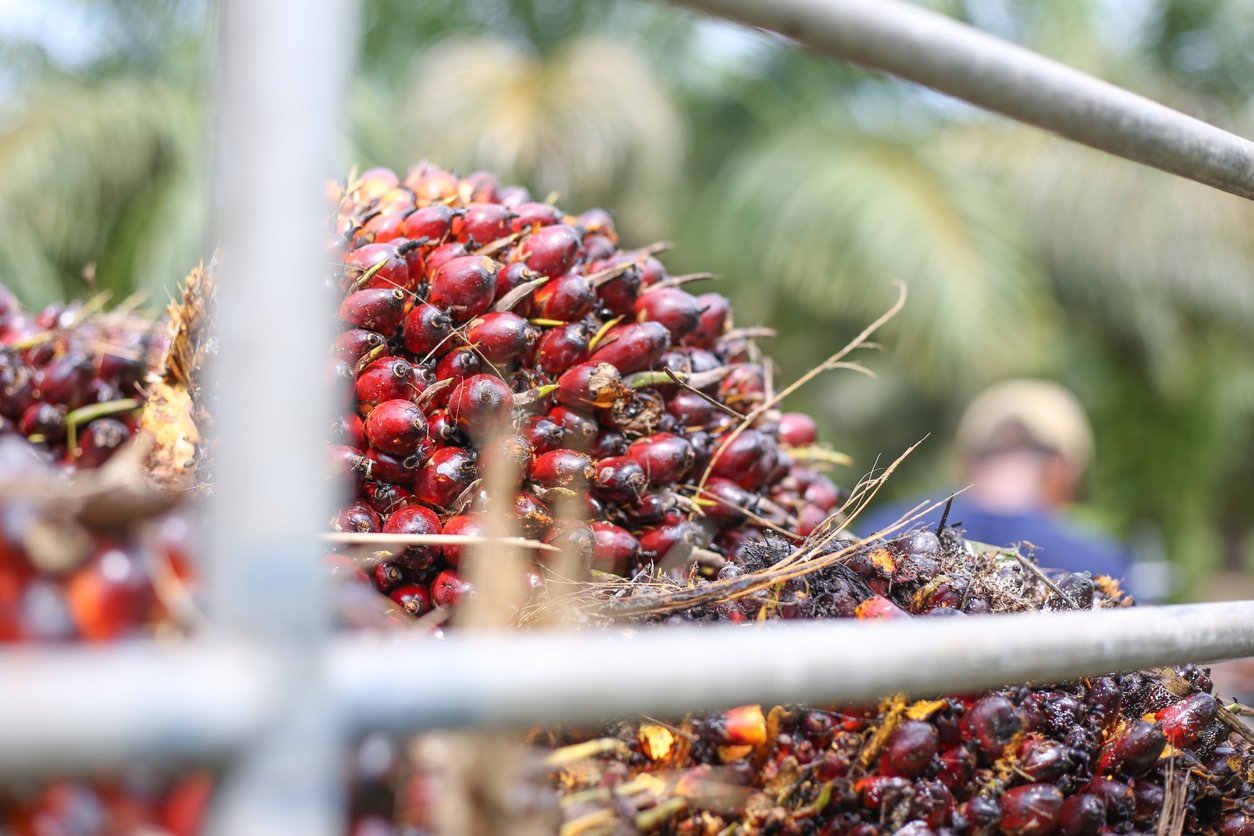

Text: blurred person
xmin=857 ymin=379 xmax=1132 ymax=581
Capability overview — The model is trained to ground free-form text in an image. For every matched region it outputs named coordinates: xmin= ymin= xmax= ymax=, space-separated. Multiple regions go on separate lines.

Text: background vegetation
xmin=2 ymin=0 xmax=1252 ymax=598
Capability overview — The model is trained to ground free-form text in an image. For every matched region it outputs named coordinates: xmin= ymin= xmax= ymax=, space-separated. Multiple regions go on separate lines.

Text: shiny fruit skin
xmin=402 ymin=303 xmax=454 ymax=359
xmin=66 ymin=543 xmax=152 ymax=641
xmin=431 ymin=569 xmax=472 ymax=608
xmin=338 ymin=287 xmax=407 ymax=334
xmin=685 ymin=292 xmax=732 ymax=348
xmin=389 ymin=583 xmax=432 ymax=617
xmin=441 ymin=514 xmax=483 ymax=567
xmin=356 ymin=356 xmax=418 ymax=408
xmin=626 ymin=432 xmax=695 ymax=487
xmin=531 ymin=449 xmax=595 ymax=490
xmin=364 ymin=399 xmax=428 ymax=457
xmin=413 ymin=446 xmax=478 ymax=510
xmin=383 ymin=504 xmax=442 ymax=570
xmin=588 ymin=321 xmax=671 ymax=374
xmin=635 ymin=287 xmax=701 ymax=342
xmin=447 ymin=374 xmax=515 ymax=439
xmin=593 ymin=456 xmax=648 ymax=504
xmin=428 ymin=255 xmax=498 ymax=323
xmin=1000 ymin=783 xmax=1064 ymax=836
xmin=590 ymin=522 xmax=641 ymax=574
xmin=534 ymin=322 xmax=592 ymax=375
xmin=778 ymin=412 xmax=819 ymax=447
xmin=519 ymin=224 xmax=581 ymax=277
xmin=533 ymin=274 xmax=596 ymax=322
xmin=1156 ymin=692 xmax=1217 ymax=748
xmin=465 ymin=312 xmax=538 ymax=364
xmin=961 ymin=694 xmax=1025 ymax=758
xmin=879 ymin=720 xmax=938 ymax=778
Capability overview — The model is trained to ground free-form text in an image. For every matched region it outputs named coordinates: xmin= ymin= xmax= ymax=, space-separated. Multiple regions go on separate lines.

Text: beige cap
xmin=955 ymin=379 xmax=1094 ymax=470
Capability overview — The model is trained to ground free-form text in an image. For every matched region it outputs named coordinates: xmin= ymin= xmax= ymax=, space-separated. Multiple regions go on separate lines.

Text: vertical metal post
xmin=206 ymin=0 xmax=356 ymax=832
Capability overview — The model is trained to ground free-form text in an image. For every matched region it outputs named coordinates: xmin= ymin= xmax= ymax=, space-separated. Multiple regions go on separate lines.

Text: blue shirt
xmin=855 ymin=494 xmax=1132 ymax=582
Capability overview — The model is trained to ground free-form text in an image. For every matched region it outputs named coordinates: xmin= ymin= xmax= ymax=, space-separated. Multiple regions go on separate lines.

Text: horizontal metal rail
xmin=671 ymin=0 xmax=1254 ymax=201
xmin=4 ymin=601 xmax=1253 ymax=775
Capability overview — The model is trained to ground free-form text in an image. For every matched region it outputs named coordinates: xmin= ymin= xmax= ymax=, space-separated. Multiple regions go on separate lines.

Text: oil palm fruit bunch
xmin=324 ymin=162 xmax=846 ymax=621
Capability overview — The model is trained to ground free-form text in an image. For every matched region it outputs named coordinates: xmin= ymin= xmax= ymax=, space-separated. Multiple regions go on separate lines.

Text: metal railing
xmin=3 ymin=0 xmax=1254 ymax=833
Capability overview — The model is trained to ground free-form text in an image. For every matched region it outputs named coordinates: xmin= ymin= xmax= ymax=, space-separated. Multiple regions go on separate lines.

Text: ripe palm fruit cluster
xmin=324 ymin=162 xmax=845 ymax=619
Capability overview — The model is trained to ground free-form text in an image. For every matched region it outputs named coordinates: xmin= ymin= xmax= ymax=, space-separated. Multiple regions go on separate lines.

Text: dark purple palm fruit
xmin=509 ymin=201 xmax=562 ymax=232
xmin=1156 ymin=692 xmax=1217 ymax=748
xmin=338 ymin=287 xmax=407 ymax=335
xmin=345 ymin=242 xmax=412 ymax=292
xmin=402 ymin=203 xmax=458 ymax=244
xmin=366 ymin=445 xmax=431 ymax=485
xmin=708 ymin=429 xmax=770 ymax=490
xmin=635 ymin=287 xmax=702 ymax=343
xmin=447 ymin=374 xmax=515 ymax=440
xmin=576 ymin=207 xmax=616 ymax=242
xmin=634 ymin=253 xmax=666 ymax=288
xmin=356 ymin=355 xmax=419 ymax=409
xmin=1000 ymin=784 xmax=1064 ymax=836
xmin=534 ymin=322 xmax=592 ymax=375
xmin=364 ymin=399 xmax=428 ymax=457
xmin=432 ymin=348 xmax=485 ymax=402
xmin=518 ymin=224 xmax=581 ymax=278
xmin=464 ymin=312 xmax=539 ymax=364
xmin=453 ymin=202 xmax=514 ymax=248
xmin=638 ymin=512 xmax=705 ymax=564
xmin=1058 ymin=793 xmax=1105 ymax=836
xmin=530 ymin=449 xmax=595 ymax=492
xmin=582 ymin=234 xmax=615 ymax=261
xmin=590 ymin=427 xmax=628 ymax=459
xmin=961 ymin=694 xmax=1025 ymax=759
xmin=1086 ymin=777 xmax=1135 ymax=823
xmin=590 ymin=522 xmax=641 ymax=575
xmin=332 ymin=501 xmax=381 ymax=534
xmin=878 ymin=721 xmax=938 ymax=778
xmin=593 ymin=456 xmax=648 ymax=505
xmin=666 ymin=390 xmax=715 ymax=428
xmin=382 ymin=504 xmax=442 ymax=570
xmin=1095 ymin=720 xmax=1165 ymax=777
xmin=0 ymin=357 xmax=35 ymax=421
xmin=592 ymin=261 xmax=641 ymax=317
xmin=542 ymin=519 xmax=595 ymax=567
xmin=426 ymin=408 xmax=464 ymax=447
xmin=521 ymin=414 xmax=567 ymax=456
xmin=936 ymin=745 xmax=976 ymax=794
xmin=626 ymin=432 xmax=695 ymax=487
xmin=532 ymin=274 xmax=596 ymax=322
xmin=37 ymin=349 xmax=94 ymax=409
xmin=587 ymin=321 xmax=671 ymax=374
xmin=701 ymin=477 xmax=756 ymax=528
xmin=413 ymin=446 xmax=478 ymax=510
xmin=325 ymin=444 xmax=372 ymax=492
xmin=333 ymin=328 xmax=388 ymax=365
xmin=75 ymin=418 xmax=131 ymax=469
xmin=481 ymin=433 xmax=533 ymax=479
xmin=685 ymin=292 xmax=733 ymax=349
xmin=19 ymin=402 xmax=67 ymax=442
xmin=554 ymin=362 xmax=624 ymax=410
xmin=493 ymin=261 xmax=540 ymax=307
xmin=429 ymin=255 xmax=499 ymax=323
xmin=1019 ymin=737 xmax=1070 ymax=783
xmin=402 ymin=303 xmax=455 ymax=359
xmin=717 ymin=363 xmax=766 ymax=411
xmin=510 ymin=491 xmax=553 ymax=540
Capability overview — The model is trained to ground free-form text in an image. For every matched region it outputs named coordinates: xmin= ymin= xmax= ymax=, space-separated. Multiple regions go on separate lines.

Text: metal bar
xmin=5 ymin=602 xmax=1252 ymax=774
xmin=0 ymin=643 xmax=273 ymax=777
xmin=205 ymin=0 xmax=356 ymax=831
xmin=670 ymin=0 xmax=1254 ymax=201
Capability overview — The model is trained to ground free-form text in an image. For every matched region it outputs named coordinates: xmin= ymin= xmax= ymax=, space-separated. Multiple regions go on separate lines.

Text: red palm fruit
xmin=482 ymin=433 xmax=533 ymax=478
xmin=511 ymin=491 xmax=553 ymax=539
xmin=76 ymin=418 xmax=130 ymax=468
xmin=519 ymin=224 xmax=581 ymax=278
xmin=1095 ymin=720 xmax=1165 ymax=777
xmin=402 ymin=303 xmax=454 ymax=359
xmin=543 ymin=519 xmax=595 ymax=565
xmin=346 ymin=242 xmax=411 ymax=291
xmin=702 ymin=477 xmax=755 ymax=528
xmin=440 ymin=514 xmax=483 ymax=567
xmin=1058 ymin=794 xmax=1105 ymax=836
xmin=1020 ymin=737 xmax=1069 ymax=782
xmin=37 ymin=350 xmax=94 ymax=407
xmin=533 ymin=273 xmax=596 ymax=321
xmin=583 ymin=234 xmax=615 ymax=261
xmin=465 ymin=312 xmax=538 ymax=363
xmin=588 ymin=321 xmax=671 ymax=374
xmin=590 ymin=522 xmax=641 ymax=574
xmin=718 ymin=363 xmax=766 ymax=408
xmin=333 ymin=328 xmax=388 ymax=364
xmin=493 ymin=261 xmax=539 ymax=305
xmin=708 ymin=429 xmax=767 ymax=485
xmin=373 ymin=561 xmax=404 ymax=592
xmin=383 ymin=504 xmax=442 ymax=570
xmin=333 ymin=501 xmax=381 ymax=533
xmin=431 ymin=569 xmax=472 ymax=608
xmin=425 ymin=241 xmax=469 ymax=274
xmin=684 ymin=292 xmax=732 ymax=348
xmin=635 ymin=287 xmax=701 ymax=341
xmin=577 ymin=207 xmax=616 ymax=241
xmin=351 ymin=166 xmax=399 ymax=201
xmin=1000 ymin=784 xmax=1064 ymax=836
xmin=364 ymin=399 xmax=428 ymax=456
xmin=666 ymin=390 xmax=715 ymax=428
xmin=854 ymin=595 xmax=909 ymax=620
xmin=339 ymin=287 xmax=407 ymax=334
xmin=389 ymin=583 xmax=433 ymax=617
xmin=1156 ymin=692 xmax=1217 ymax=747
xmin=510 ymin=201 xmax=562 ymax=232
xmin=779 ymin=412 xmax=819 ymax=447
xmin=363 ymin=482 xmax=411 ymax=516
xmin=595 ymin=263 xmax=642 ymax=317
xmin=1222 ymin=813 xmax=1254 ymax=836
xmin=1087 ymin=777 xmax=1134 ymax=821
xmin=462 ymin=170 xmax=500 ymax=203
xmin=1130 ymin=781 xmax=1163 ymax=823
xmin=635 ymin=254 xmax=666 ymax=287
xmin=555 ymin=362 xmax=623 ymax=409
xmin=629 ymin=492 xmax=670 ymax=526
xmin=530 ymin=448 xmax=594 ymax=491
xmin=626 ymin=432 xmax=695 ymax=486
xmin=66 ymin=543 xmax=152 ymax=641
xmin=593 ymin=456 xmax=647 ymax=503
xmin=454 ymin=202 xmax=514 ymax=247
xmin=936 ymin=745 xmax=976 ymax=793
xmin=367 ymin=446 xmax=430 ymax=485
xmin=879 ymin=720 xmax=938 ymax=778
xmin=804 ymin=473 xmax=843 ymax=512
xmin=19 ymin=401 xmax=67 ymax=441
xmin=326 ymin=553 xmax=369 ymax=584
xmin=426 ymin=408 xmax=463 ymax=446
xmin=522 ymin=414 xmax=567 ymax=455
xmin=408 ymin=166 xmax=459 ymax=204
xmin=962 ymin=694 xmax=1025 ymax=758
xmin=497 ymin=184 xmax=531 ymax=207
xmin=429 ymin=255 xmax=498 ymax=323
xmin=534 ymin=322 xmax=592 ymax=375
xmin=638 ymin=512 xmax=702 ymax=561
xmin=794 ymin=504 xmax=827 ymax=537
xmin=0 ymin=362 xmax=35 ymax=420
xmin=413 ymin=446 xmax=478 ymax=509
xmin=359 ymin=210 xmax=406 ymax=244
xmin=356 ymin=355 xmax=418 ymax=407
xmin=448 ymin=374 xmax=514 ymax=438
xmin=402 ymin=204 xmax=458 ymax=243
xmin=433 ymin=348 xmax=485 ymax=400
xmin=1086 ymin=679 xmax=1122 ymax=729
